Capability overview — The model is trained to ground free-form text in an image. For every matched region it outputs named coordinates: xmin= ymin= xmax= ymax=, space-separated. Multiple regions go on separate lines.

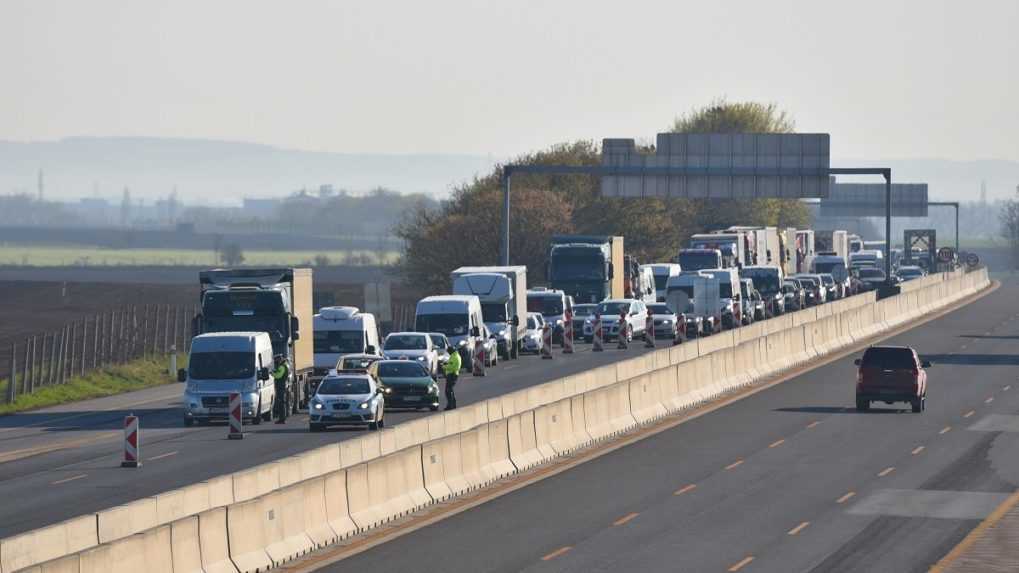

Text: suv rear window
xmin=861 ymin=347 xmax=915 ymax=369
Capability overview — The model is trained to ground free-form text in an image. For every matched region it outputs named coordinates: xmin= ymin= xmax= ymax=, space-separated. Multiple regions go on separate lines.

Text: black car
xmin=855 ymin=268 xmax=887 ymax=292
xmin=374 ymin=360 xmax=440 ymax=411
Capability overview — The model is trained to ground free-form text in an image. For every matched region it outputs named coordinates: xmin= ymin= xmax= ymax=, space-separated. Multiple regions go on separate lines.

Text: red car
xmin=855 ymin=345 xmax=930 ymax=413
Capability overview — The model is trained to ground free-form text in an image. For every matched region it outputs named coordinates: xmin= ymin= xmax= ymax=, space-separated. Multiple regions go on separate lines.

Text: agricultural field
xmin=0 ymin=245 xmax=400 ymax=267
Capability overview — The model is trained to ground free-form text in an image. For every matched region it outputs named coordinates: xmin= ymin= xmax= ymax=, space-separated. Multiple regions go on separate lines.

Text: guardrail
xmin=0 ymin=268 xmax=989 ymax=573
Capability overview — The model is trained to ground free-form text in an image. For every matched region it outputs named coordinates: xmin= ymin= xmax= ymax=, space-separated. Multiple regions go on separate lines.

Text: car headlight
xmin=662 ymin=319 xmax=672 ymax=325
xmin=416 ymin=356 xmax=426 ymax=361
xmin=555 ymin=319 xmax=564 ymax=326
xmin=429 ymin=383 xmax=439 ymax=394
xmin=497 ymin=329 xmax=507 ymax=338
xmin=457 ymin=339 xmax=467 ymax=347
xmin=313 ymin=401 xmax=324 ymax=410
xmin=358 ymin=401 xmax=370 ymax=410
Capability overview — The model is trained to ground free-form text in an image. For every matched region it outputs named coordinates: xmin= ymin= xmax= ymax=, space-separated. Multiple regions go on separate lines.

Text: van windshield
xmin=528 ymin=297 xmax=563 ymax=316
xmin=653 ymin=274 xmax=670 ymax=290
xmin=415 ymin=314 xmax=468 ymax=336
xmin=314 ymin=330 xmax=363 ymax=354
xmin=189 ymin=352 xmax=254 ymax=380
xmin=668 ymin=285 xmax=694 ymax=298
xmin=719 ymin=283 xmax=733 ymax=298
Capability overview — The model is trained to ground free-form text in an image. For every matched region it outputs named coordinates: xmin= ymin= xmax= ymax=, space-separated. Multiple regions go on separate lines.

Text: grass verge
xmin=0 ymin=355 xmax=183 ymax=415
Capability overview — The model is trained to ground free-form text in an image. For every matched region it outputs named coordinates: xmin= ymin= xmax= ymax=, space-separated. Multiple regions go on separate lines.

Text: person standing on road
xmin=272 ymin=355 xmax=290 ymax=423
xmin=443 ymin=346 xmax=461 ymax=410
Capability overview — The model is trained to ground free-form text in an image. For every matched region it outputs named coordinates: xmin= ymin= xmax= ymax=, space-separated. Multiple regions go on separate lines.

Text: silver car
xmin=309 ymin=374 xmax=385 ymax=431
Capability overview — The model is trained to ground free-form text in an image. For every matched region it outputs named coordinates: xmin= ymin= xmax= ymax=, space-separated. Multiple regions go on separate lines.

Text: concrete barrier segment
xmin=421 ymin=440 xmax=452 ymax=502
xmin=169 ymin=516 xmax=202 ymax=573
xmin=97 ymin=497 xmax=158 ymax=545
xmin=531 ymin=403 xmax=559 ymax=460
xmin=154 ymin=482 xmax=211 ymax=529
xmin=226 ymin=495 xmax=275 ymax=573
xmin=231 ymin=463 xmax=280 ymax=504
xmin=197 ymin=507 xmax=235 ymax=573
xmin=485 ymin=418 xmax=517 ymax=479
xmin=298 ymin=478 xmax=336 ymax=549
xmin=323 ymin=470 xmax=357 ymax=541
xmin=345 ymin=463 xmax=384 ymax=532
xmin=0 ymin=515 xmax=98 ymax=573
xmin=439 ymin=434 xmax=470 ymax=496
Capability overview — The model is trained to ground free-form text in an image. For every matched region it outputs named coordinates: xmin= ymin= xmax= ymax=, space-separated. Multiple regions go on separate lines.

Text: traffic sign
xmin=937 ymin=247 xmax=955 ymax=263
xmin=965 ymin=253 xmax=980 ymax=268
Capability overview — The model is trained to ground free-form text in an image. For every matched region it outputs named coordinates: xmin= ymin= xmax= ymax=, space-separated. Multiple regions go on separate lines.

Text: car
xmin=854 ymin=345 xmax=930 ymax=413
xmin=571 ymin=304 xmax=598 ymax=341
xmin=896 ymin=265 xmax=926 ymax=282
xmin=478 ymin=323 xmax=499 ymax=367
xmin=738 ymin=278 xmax=757 ymax=325
xmin=582 ymin=299 xmax=648 ymax=342
xmin=748 ymin=288 xmax=766 ymax=321
xmin=335 ymin=353 xmax=382 ymax=374
xmin=382 ymin=332 xmax=440 ymax=377
xmin=522 ymin=312 xmax=546 ymax=354
xmin=855 ymin=267 xmax=887 ymax=292
xmin=309 ymin=373 xmax=385 ymax=431
xmin=374 ymin=360 xmax=440 ymax=412
xmin=427 ymin=332 xmax=452 ymax=369
xmin=646 ymin=303 xmax=685 ymax=344
xmin=782 ymin=279 xmax=806 ymax=311
xmin=793 ymin=274 xmax=826 ymax=305
xmin=817 ymin=273 xmax=840 ymax=300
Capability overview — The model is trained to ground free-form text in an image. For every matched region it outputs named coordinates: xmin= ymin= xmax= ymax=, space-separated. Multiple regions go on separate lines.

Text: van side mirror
xmin=921 ymin=360 xmax=932 ymax=368
xmin=290 ymin=316 xmax=300 ymax=340
xmin=512 ymin=315 xmax=520 ymax=326
xmin=177 ymin=368 xmax=188 ymax=382
xmin=366 ymin=345 xmax=376 ymax=355
xmin=471 ymin=326 xmax=480 ymax=337
xmin=853 ymin=359 xmax=861 ymax=366
xmin=258 ymin=367 xmax=271 ymax=381
xmin=608 ymin=262 xmax=614 ymax=279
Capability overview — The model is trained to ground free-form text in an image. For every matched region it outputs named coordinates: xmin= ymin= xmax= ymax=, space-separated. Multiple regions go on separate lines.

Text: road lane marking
xmin=1004 ymin=385 xmax=1011 ymax=391
xmin=725 ymin=459 xmax=744 ymax=470
xmin=806 ymin=421 xmax=820 ymax=429
xmin=912 ymin=446 xmax=925 ymax=455
xmin=769 ymin=439 xmax=785 ymax=448
xmin=940 ymin=426 xmax=952 ymax=435
xmin=51 ymin=473 xmax=87 ymax=485
xmin=985 ymin=397 xmax=995 ymax=404
xmin=729 ymin=556 xmax=754 ymax=571
xmin=148 ymin=451 xmax=178 ymax=461
xmin=541 ymin=546 xmax=572 ymax=561
xmin=964 ymin=411 xmax=975 ymax=418
xmin=674 ymin=484 xmax=697 ymax=496
xmin=837 ymin=491 xmax=856 ymax=504
xmin=787 ymin=521 xmax=810 ymax=536
xmin=613 ymin=512 xmax=639 ymax=526
xmin=878 ymin=467 xmax=895 ymax=477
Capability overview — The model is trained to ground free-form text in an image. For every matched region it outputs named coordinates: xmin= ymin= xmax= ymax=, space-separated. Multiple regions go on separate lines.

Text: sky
xmin=2 ymin=0 xmax=1017 ymax=162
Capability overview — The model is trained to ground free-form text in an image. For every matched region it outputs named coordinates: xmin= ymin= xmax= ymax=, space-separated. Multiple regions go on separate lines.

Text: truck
xmin=451 ymin=266 xmax=528 ymax=360
xmin=815 ymin=230 xmax=849 ymax=264
xmin=547 ymin=235 xmax=624 ymax=304
xmin=795 ymin=229 xmax=816 ymax=273
xmin=677 ymin=248 xmax=723 ymax=272
xmin=689 ymin=232 xmax=748 ymax=268
xmin=739 ymin=265 xmax=786 ymax=317
xmin=197 ymin=268 xmax=314 ymax=412
xmin=725 ymin=226 xmax=781 ymax=267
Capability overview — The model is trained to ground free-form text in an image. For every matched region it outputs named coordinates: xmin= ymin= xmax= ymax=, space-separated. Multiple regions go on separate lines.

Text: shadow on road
xmin=922 ymin=353 xmax=1019 ymax=366
xmin=774 ymin=406 xmax=905 ymax=414
xmin=0 ymin=407 xmax=183 ymax=433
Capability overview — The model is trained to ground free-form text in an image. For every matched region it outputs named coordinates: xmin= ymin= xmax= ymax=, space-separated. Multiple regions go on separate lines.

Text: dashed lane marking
xmin=51 ymin=474 xmax=87 ymax=485
xmin=613 ymin=512 xmax=639 ymax=526
xmin=769 ymin=439 xmax=785 ymax=448
xmin=729 ymin=556 xmax=754 ymax=571
xmin=940 ymin=426 xmax=953 ymax=435
xmin=878 ymin=467 xmax=896 ymax=477
xmin=806 ymin=421 xmax=820 ymax=429
xmin=837 ymin=491 xmax=856 ymax=504
xmin=986 ymin=397 xmax=995 ymax=404
xmin=674 ymin=484 xmax=697 ymax=496
xmin=912 ymin=446 xmax=925 ymax=455
xmin=788 ymin=521 xmax=810 ymax=536
xmin=964 ymin=411 xmax=975 ymax=418
xmin=541 ymin=546 xmax=572 ymax=561
xmin=725 ymin=460 xmax=744 ymax=471
xmin=148 ymin=451 xmax=178 ymax=461
xmin=1004 ymin=385 xmax=1011 ymax=391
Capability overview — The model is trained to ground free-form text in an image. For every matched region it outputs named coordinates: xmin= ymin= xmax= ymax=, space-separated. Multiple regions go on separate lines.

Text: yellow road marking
xmin=725 ymin=460 xmax=744 ymax=470
xmin=613 ymin=512 xmax=639 ymax=526
xmin=541 ymin=546 xmax=572 ymax=561
xmin=878 ymin=467 xmax=895 ymax=477
xmin=148 ymin=451 xmax=178 ymax=461
xmin=787 ymin=521 xmax=810 ymax=535
xmin=940 ymin=426 xmax=952 ymax=435
xmin=674 ymin=484 xmax=697 ymax=496
xmin=729 ymin=556 xmax=754 ymax=571
xmin=51 ymin=473 xmax=87 ymax=485
xmin=963 ymin=411 xmax=975 ymax=418
xmin=836 ymin=491 xmax=856 ymax=504
xmin=769 ymin=439 xmax=785 ymax=448
xmin=806 ymin=421 xmax=820 ymax=429
xmin=912 ymin=446 xmax=925 ymax=455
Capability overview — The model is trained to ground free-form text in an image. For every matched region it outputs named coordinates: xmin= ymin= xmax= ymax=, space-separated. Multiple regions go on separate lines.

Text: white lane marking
xmin=148 ymin=451 xmax=178 ymax=461
xmin=51 ymin=473 xmax=88 ymax=485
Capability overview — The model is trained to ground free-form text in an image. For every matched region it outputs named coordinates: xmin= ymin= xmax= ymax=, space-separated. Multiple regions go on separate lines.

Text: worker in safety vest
xmin=442 ymin=346 xmax=461 ymax=410
xmin=272 ymin=355 xmax=290 ymax=423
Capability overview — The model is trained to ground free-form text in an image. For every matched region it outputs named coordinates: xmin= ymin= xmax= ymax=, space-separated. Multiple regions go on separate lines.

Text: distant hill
xmin=0 ymin=137 xmax=499 ymax=204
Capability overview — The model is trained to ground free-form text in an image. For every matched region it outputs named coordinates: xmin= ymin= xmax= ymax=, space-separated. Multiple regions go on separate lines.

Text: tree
xmin=671 ymin=98 xmax=795 ymax=133
xmin=313 ymin=254 xmax=331 ymax=267
xmin=1000 ymin=187 xmax=1019 ymax=270
xmin=221 ymin=243 xmax=245 ymax=266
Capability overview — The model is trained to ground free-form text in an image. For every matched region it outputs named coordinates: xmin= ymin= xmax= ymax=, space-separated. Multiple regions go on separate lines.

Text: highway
xmin=322 ymin=278 xmax=1017 ymax=573
xmin=0 ymin=335 xmax=658 ymax=538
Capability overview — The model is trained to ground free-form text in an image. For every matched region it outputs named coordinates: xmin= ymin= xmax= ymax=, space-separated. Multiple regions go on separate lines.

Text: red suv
xmin=855 ymin=346 xmax=930 ymax=413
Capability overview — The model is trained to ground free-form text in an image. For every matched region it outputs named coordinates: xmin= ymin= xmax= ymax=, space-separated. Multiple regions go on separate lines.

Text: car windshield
xmin=384 ymin=335 xmax=427 ymax=350
xmin=796 ymin=276 xmax=818 ymax=286
xmin=526 ymin=316 xmax=539 ymax=329
xmin=598 ymin=302 xmax=631 ymax=315
xmin=819 ymin=275 xmax=834 ymax=285
xmin=528 ymin=296 xmax=563 ymax=316
xmin=428 ymin=334 xmax=448 ymax=349
xmin=653 ymin=274 xmax=671 ymax=290
xmin=740 ymin=270 xmax=780 ymax=293
xmin=573 ymin=305 xmax=596 ymax=317
xmin=861 ymin=347 xmax=916 ymax=369
xmin=858 ymin=268 xmax=886 ymax=279
xmin=678 ymin=252 xmax=719 ymax=270
xmin=313 ymin=330 xmax=363 ymax=354
xmin=378 ymin=362 xmax=428 ymax=377
xmin=189 ymin=351 xmax=253 ymax=380
xmin=318 ymin=377 xmax=370 ymax=395
xmin=415 ymin=313 xmax=468 ymax=336
xmin=340 ymin=356 xmax=377 ymax=370
xmin=648 ymin=304 xmax=672 ymax=315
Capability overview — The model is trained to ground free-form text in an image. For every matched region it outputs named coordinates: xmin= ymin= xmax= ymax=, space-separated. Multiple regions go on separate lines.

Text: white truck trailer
xmin=451 ymin=266 xmax=528 ymax=359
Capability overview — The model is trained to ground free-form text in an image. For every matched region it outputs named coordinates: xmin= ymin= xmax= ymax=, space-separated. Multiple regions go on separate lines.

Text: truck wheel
xmin=184 ymin=417 xmax=194 ymax=427
xmin=310 ymin=423 xmax=324 ymax=432
xmin=856 ymin=398 xmax=870 ymax=412
xmin=911 ymin=397 xmax=924 ymax=413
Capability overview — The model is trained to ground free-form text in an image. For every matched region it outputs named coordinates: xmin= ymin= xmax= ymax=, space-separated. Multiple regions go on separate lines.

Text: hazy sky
xmin=2 ymin=0 xmax=1017 ymax=161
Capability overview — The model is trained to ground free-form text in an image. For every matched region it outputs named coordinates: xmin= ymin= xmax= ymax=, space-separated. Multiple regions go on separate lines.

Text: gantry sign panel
xmin=600 ymin=133 xmax=831 ymax=199
xmin=820 ymin=183 xmax=929 ymax=217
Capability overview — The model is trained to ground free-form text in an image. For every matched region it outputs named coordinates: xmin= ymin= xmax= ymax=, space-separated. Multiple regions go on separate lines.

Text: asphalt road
xmin=324 ymin=279 xmax=1016 ymax=573
xmin=0 ymin=334 xmax=660 ymax=538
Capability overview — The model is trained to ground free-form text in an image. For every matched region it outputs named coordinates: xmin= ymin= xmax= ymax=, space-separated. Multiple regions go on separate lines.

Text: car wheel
xmin=368 ymin=420 xmax=379 ymax=431
xmin=911 ymin=397 xmax=923 ymax=413
xmin=252 ymin=399 xmax=262 ymax=425
xmin=310 ymin=423 xmax=323 ymax=432
xmin=261 ymin=404 xmax=273 ymax=422
xmin=184 ymin=417 xmax=194 ymax=427
xmin=856 ymin=398 xmax=870 ymax=412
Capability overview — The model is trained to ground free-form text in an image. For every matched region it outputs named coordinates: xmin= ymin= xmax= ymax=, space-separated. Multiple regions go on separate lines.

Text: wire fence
xmin=4 ymin=304 xmax=197 ymax=404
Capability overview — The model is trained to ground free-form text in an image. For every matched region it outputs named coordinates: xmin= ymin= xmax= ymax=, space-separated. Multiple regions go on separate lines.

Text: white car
xmin=646 ymin=302 xmax=684 ymax=344
xmin=522 ymin=312 xmax=545 ymax=354
xmin=582 ymin=299 xmax=648 ymax=342
xmin=309 ymin=373 xmax=385 ymax=431
xmin=382 ymin=332 xmax=439 ymax=376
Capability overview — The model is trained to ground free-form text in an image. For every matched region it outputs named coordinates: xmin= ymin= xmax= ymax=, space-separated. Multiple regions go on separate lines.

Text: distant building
xmin=242 ymin=198 xmax=282 ymax=218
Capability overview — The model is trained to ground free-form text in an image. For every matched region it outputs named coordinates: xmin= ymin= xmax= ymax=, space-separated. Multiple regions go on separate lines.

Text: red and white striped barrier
xmin=121 ymin=415 xmax=141 ymax=468
xmin=617 ymin=311 xmax=629 ymax=349
xmin=228 ymin=392 xmax=244 ymax=440
xmin=473 ymin=339 xmax=486 ymax=376
xmin=593 ymin=314 xmax=604 ymax=352
xmin=645 ymin=313 xmax=656 ymax=348
xmin=541 ymin=324 xmax=553 ymax=360
xmin=563 ymin=310 xmax=574 ymax=354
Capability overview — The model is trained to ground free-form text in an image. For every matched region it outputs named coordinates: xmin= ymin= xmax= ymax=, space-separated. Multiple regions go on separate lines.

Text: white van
xmin=645 ymin=263 xmax=682 ymax=302
xmin=312 ymin=307 xmax=380 ymax=380
xmin=665 ymin=272 xmax=720 ymax=336
xmin=414 ymin=295 xmax=485 ymax=369
xmin=701 ymin=268 xmax=743 ymax=329
xmin=181 ymin=332 xmax=275 ymax=427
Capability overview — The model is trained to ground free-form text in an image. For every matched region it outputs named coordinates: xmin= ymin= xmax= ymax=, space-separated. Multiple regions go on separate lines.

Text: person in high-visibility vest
xmin=271 ymin=355 xmax=290 ymax=423
xmin=442 ymin=346 xmax=462 ymax=410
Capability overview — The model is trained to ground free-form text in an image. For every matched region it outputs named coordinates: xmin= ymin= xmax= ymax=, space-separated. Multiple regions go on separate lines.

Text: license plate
xmin=209 ymin=407 xmax=227 ymax=413
xmin=403 ymin=396 xmax=422 ymax=402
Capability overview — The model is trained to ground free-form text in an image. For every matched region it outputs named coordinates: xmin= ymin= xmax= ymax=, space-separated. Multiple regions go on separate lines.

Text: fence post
xmin=54 ymin=328 xmax=64 ymax=385
xmin=68 ymin=323 xmax=78 ymax=382
xmin=173 ymin=306 xmax=180 ymax=358
xmin=92 ymin=314 xmax=100 ymax=370
xmin=132 ymin=306 xmax=139 ymax=360
xmin=163 ymin=304 xmax=171 ymax=354
xmin=80 ymin=318 xmax=88 ymax=377
xmin=6 ymin=343 xmax=15 ymax=404
xmin=119 ymin=310 xmax=127 ymax=363
xmin=108 ymin=311 xmax=116 ymax=366
xmin=48 ymin=331 xmax=57 ymax=385
xmin=32 ymin=335 xmax=42 ymax=390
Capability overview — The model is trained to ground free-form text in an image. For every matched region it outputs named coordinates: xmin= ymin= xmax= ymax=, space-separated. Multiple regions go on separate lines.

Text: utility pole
xmin=37 ymin=169 xmax=44 ymax=201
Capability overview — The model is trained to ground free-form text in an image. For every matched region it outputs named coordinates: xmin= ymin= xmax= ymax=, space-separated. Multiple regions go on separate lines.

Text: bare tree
xmin=221 ymin=243 xmax=245 ymax=266
xmin=1001 ymin=186 xmax=1019 ymax=271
